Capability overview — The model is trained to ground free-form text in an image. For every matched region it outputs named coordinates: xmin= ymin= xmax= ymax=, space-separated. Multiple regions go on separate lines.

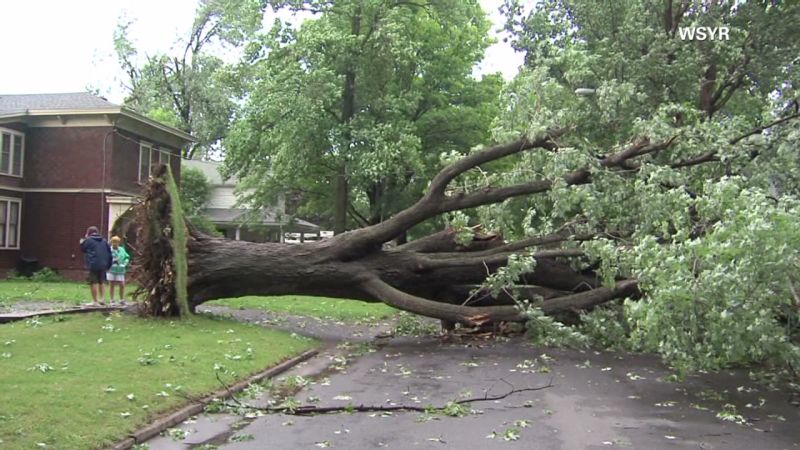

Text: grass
xmin=0 ymin=280 xmax=399 ymax=322
xmin=0 ymin=312 xmax=316 ymax=449
xmin=0 ymin=279 xmax=99 ymax=306
xmin=211 ymin=295 xmax=399 ymax=322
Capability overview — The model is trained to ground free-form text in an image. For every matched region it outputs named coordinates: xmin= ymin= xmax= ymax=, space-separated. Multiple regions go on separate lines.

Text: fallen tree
xmin=121 ymin=0 xmax=800 ymax=382
xmin=133 ymin=127 xmax=732 ymax=325
xmin=132 ymin=105 xmax=800 ymax=329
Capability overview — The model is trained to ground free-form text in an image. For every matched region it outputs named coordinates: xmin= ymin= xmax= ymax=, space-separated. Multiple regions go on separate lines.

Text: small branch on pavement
xmin=213 ymin=373 xmax=554 ymax=416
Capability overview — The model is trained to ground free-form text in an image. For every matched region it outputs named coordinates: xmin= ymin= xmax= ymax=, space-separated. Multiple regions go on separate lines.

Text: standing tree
xmin=136 ymin=0 xmax=800 ymax=374
xmin=114 ymin=0 xmax=263 ymax=159
xmin=179 ymin=167 xmax=213 ymax=217
xmin=223 ymin=0 xmax=503 ymax=233
xmin=178 ymin=166 xmax=222 ymax=236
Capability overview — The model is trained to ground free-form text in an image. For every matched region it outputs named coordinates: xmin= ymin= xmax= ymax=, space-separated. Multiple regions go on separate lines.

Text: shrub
xmin=5 ymin=267 xmax=63 ymax=282
xmin=31 ymin=267 xmax=63 ymax=282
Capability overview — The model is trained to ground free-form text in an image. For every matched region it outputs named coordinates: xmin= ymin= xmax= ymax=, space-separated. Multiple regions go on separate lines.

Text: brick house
xmin=0 ymin=92 xmax=194 ymax=279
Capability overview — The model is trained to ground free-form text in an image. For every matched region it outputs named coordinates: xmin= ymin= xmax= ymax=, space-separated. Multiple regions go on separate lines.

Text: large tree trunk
xmin=332 ymin=8 xmax=361 ymax=234
xmin=184 ymin=232 xmax=632 ymax=326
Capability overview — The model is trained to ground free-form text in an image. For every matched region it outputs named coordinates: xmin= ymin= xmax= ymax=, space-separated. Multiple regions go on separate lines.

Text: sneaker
xmin=119 ymin=300 xmax=127 ymax=306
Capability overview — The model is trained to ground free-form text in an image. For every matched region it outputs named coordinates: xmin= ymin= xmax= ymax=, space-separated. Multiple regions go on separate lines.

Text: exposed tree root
xmin=131 ymin=165 xmax=181 ymax=316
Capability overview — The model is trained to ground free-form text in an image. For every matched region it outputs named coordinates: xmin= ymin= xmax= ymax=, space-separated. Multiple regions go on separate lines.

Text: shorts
xmin=107 ymin=272 xmax=126 ymax=283
xmin=87 ymin=270 xmax=107 ymax=284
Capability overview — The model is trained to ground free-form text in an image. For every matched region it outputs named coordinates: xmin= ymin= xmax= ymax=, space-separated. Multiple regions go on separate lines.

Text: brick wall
xmin=23 ymin=127 xmax=114 ymax=189
xmin=112 ymin=130 xmax=182 ymax=193
xmin=111 ymin=131 xmax=142 ymax=193
xmin=15 ymin=192 xmax=106 ymax=277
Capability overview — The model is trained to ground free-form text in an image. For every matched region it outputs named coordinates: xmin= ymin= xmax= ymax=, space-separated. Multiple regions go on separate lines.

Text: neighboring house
xmin=183 ymin=160 xmax=320 ymax=243
xmin=0 ymin=92 xmax=194 ymax=279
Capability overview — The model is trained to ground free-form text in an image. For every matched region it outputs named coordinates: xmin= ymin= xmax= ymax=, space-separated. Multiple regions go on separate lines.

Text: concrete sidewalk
xmin=0 ymin=301 xmax=124 ymax=323
xmin=142 ymin=334 xmax=799 ymax=449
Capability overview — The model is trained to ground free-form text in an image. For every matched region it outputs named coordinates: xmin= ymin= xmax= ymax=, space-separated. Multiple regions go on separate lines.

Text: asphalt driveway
xmin=143 ymin=330 xmax=799 ymax=450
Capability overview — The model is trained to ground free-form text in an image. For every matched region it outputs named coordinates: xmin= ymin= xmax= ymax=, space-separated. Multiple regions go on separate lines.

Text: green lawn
xmin=0 ymin=280 xmax=398 ymax=322
xmin=0 ymin=280 xmax=97 ymax=306
xmin=212 ymin=295 xmax=398 ymax=322
xmin=0 ymin=313 xmax=316 ymax=449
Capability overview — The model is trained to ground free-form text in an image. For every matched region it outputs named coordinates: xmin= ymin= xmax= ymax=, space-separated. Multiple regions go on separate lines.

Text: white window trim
xmin=139 ymin=142 xmax=153 ymax=182
xmin=0 ymin=126 xmax=25 ymax=178
xmin=139 ymin=143 xmax=174 ymax=182
xmin=0 ymin=196 xmax=22 ymax=250
xmin=159 ymin=149 xmax=172 ymax=167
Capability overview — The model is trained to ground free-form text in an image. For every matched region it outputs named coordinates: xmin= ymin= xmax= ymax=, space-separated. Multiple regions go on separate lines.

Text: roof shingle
xmin=0 ymin=92 xmax=118 ymax=115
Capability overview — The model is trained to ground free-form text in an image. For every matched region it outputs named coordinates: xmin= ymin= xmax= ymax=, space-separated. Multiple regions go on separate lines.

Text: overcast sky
xmin=1 ymin=0 xmax=523 ymax=104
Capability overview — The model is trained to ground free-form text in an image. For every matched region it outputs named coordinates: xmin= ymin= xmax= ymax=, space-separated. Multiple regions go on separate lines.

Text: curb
xmin=0 ymin=305 xmax=124 ymax=323
xmin=108 ymin=348 xmax=319 ymax=450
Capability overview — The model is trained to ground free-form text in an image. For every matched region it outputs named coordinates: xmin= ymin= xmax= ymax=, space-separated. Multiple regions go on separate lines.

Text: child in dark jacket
xmin=79 ymin=226 xmax=112 ymax=305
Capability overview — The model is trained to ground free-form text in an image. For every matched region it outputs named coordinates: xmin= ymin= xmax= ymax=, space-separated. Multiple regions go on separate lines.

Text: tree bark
xmin=333 ymin=166 xmax=348 ymax=234
xmin=183 ymin=231 xmax=623 ymax=326
xmin=333 ymin=8 xmax=361 ymax=234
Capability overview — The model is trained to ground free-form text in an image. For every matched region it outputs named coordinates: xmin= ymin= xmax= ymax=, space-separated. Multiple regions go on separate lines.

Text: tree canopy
xmin=179 ymin=166 xmax=212 ymax=217
xmin=179 ymin=166 xmax=221 ymax=235
xmin=114 ymin=0 xmax=263 ymax=159
xmin=484 ymin=0 xmax=800 ymax=372
xmin=223 ymin=0 xmax=504 ymax=233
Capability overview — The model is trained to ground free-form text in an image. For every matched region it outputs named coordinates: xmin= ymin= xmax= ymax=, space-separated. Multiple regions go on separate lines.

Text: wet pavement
xmin=143 ymin=321 xmax=800 ymax=450
xmin=5 ymin=301 xmax=796 ymax=448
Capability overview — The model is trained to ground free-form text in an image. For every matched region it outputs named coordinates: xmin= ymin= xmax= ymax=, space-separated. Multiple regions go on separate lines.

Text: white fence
xmin=284 ymin=230 xmax=334 ymax=244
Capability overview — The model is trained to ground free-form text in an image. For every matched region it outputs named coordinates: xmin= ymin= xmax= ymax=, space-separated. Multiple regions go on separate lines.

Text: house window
xmin=153 ymin=148 xmax=172 ymax=168
xmin=139 ymin=143 xmax=152 ymax=182
xmin=139 ymin=143 xmax=173 ymax=182
xmin=160 ymin=149 xmax=172 ymax=167
xmin=0 ymin=198 xmax=21 ymax=249
xmin=0 ymin=128 xmax=24 ymax=177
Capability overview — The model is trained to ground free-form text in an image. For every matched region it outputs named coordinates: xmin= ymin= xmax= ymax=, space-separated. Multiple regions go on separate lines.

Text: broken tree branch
xmin=360 ymin=276 xmax=526 ymax=326
xmin=427 ymin=129 xmax=567 ymax=198
xmin=670 ymin=151 xmax=719 ymax=168
xmin=601 ymin=136 xmax=678 ymax=168
xmin=729 ymin=112 xmax=800 ymax=145
xmin=540 ymin=279 xmax=639 ymax=313
xmin=331 ymin=129 xmax=567 ymax=259
xmin=418 ymin=248 xmax=585 ymax=271
xmin=671 ymin=113 xmax=800 ymax=169
xmin=268 ymin=381 xmax=554 ymax=415
xmin=395 ymin=227 xmax=504 ymax=253
xmin=215 ymin=372 xmax=554 ymax=416
xmin=467 ymin=232 xmax=598 ymax=258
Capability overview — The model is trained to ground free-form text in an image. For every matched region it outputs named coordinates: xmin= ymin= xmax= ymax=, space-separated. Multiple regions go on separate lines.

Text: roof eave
xmin=0 ymin=107 xmax=196 ymax=145
xmin=120 ymin=107 xmax=196 ymax=143
xmin=23 ymin=107 xmax=121 ymax=116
